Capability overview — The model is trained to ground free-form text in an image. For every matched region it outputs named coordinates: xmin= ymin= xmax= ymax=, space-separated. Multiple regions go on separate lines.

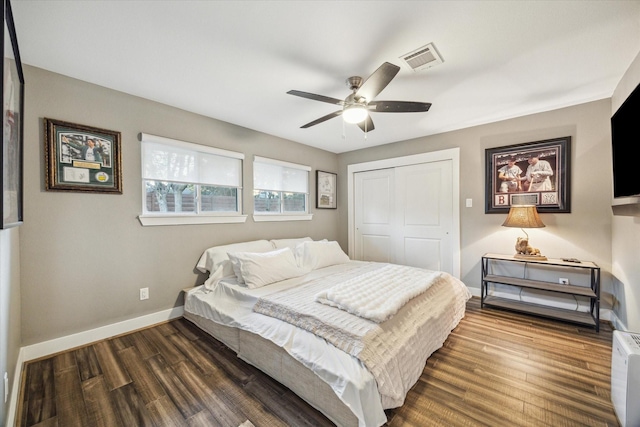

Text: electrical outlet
xmin=140 ymin=287 xmax=149 ymax=300
xmin=4 ymin=372 xmax=8 ymax=403
xmin=559 ymin=278 xmax=569 ymax=285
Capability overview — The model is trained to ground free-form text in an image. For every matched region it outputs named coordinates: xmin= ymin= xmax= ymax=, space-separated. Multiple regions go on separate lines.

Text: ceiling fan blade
xmin=357 ymin=115 xmax=375 ymax=133
xmin=368 ymin=100 xmax=432 ymax=112
xmin=300 ymin=110 xmax=342 ymax=128
xmin=355 ymin=62 xmax=401 ymax=102
xmin=287 ymin=90 xmax=344 ymax=105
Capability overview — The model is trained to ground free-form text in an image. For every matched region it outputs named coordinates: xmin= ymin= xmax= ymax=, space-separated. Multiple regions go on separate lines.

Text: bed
xmin=183 ymin=238 xmax=471 ymax=427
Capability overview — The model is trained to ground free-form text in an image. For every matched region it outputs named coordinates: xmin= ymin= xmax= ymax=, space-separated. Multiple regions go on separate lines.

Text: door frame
xmin=347 ymin=148 xmax=461 ymax=278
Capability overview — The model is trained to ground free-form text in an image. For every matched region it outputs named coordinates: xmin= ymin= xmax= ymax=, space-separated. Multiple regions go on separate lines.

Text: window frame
xmin=138 ymin=133 xmax=247 ymax=226
xmin=252 ymin=156 xmax=313 ymax=222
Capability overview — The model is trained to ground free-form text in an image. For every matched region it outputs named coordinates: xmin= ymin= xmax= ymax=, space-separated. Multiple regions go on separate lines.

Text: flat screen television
xmin=611 ymin=82 xmax=640 ymax=198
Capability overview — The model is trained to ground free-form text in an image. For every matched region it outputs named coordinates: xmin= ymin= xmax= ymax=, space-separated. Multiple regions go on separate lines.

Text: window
xmin=139 ymin=133 xmax=246 ymax=226
xmin=253 ymin=156 xmax=312 ymax=221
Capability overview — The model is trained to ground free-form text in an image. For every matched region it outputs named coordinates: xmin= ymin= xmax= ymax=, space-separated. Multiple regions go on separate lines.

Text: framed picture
xmin=44 ymin=118 xmax=122 ymax=193
xmin=485 ymin=136 xmax=571 ymax=213
xmin=316 ymin=170 xmax=337 ymax=209
xmin=1 ymin=0 xmax=24 ymax=228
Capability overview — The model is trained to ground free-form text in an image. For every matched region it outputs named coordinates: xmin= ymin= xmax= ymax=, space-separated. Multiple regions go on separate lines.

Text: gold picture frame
xmin=44 ymin=118 xmax=122 ymax=193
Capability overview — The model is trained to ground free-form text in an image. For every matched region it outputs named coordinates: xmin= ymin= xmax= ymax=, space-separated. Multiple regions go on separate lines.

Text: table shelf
xmin=481 ymin=254 xmax=600 ymax=331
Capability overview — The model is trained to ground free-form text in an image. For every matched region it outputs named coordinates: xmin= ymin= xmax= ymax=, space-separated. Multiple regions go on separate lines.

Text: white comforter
xmin=315 ymin=263 xmax=444 ymax=323
xmin=253 ymin=263 xmax=471 ymax=407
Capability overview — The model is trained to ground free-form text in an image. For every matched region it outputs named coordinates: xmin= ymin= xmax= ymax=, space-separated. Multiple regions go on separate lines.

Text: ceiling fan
xmin=287 ymin=62 xmax=431 ymax=133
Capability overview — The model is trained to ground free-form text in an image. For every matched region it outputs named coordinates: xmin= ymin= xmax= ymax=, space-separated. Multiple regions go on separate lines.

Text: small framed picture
xmin=44 ymin=118 xmax=122 ymax=193
xmin=316 ymin=170 xmax=337 ymax=209
xmin=485 ymin=136 xmax=571 ymax=213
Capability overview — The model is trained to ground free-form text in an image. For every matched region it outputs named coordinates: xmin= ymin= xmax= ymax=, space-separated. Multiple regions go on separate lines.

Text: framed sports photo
xmin=44 ymin=118 xmax=122 ymax=194
xmin=485 ymin=136 xmax=571 ymax=213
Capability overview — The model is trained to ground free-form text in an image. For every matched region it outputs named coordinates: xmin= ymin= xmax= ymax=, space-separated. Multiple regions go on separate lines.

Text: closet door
xmin=394 ymin=160 xmax=453 ymax=273
xmin=353 ymin=160 xmax=454 ymax=274
xmin=354 ymin=168 xmax=395 ymax=263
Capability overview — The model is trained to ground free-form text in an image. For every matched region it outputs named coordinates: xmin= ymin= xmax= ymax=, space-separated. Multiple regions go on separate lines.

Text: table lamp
xmin=502 ymin=205 xmax=547 ymax=260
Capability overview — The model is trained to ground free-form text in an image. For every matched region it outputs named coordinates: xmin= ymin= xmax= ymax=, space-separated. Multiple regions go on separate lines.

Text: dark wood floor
xmin=17 ymin=298 xmax=619 ymax=427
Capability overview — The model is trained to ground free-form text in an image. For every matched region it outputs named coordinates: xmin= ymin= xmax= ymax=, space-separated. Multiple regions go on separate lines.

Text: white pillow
xmin=196 ymin=240 xmax=274 ymax=277
xmin=296 ymin=240 xmax=350 ymax=271
xmin=270 ymin=237 xmax=313 ymax=251
xmin=228 ymin=255 xmax=246 ymax=284
xmin=227 ymin=248 xmax=305 ymax=289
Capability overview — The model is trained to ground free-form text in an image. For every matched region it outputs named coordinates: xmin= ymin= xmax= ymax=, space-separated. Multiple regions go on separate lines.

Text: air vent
xmin=632 ymin=333 xmax=640 ymax=347
xmin=400 ymin=43 xmax=443 ymax=72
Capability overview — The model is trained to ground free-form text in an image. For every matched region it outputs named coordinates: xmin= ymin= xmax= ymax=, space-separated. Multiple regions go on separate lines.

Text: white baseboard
xmin=21 ymin=306 xmax=184 ymax=362
xmin=468 ymin=286 xmax=481 ymax=297
xmin=5 ymin=305 xmax=184 ymax=427
xmin=6 ymin=347 xmax=25 ymax=427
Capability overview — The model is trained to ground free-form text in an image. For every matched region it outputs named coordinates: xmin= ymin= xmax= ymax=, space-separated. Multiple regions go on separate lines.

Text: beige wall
xmin=16 ymin=58 xmax=635 ymax=349
xmin=338 ymin=99 xmax=614 ymax=302
xmin=20 ymin=65 xmax=340 ymax=345
xmin=611 ymin=50 xmax=640 ymax=332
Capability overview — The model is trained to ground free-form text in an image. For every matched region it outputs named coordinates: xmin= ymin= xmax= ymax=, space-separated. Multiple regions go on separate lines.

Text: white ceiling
xmin=11 ymin=1 xmax=640 ymax=154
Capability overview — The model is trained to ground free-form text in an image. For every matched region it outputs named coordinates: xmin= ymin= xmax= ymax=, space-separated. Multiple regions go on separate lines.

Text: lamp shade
xmin=502 ymin=205 xmax=545 ymax=228
xmin=342 ymin=104 xmax=368 ymax=124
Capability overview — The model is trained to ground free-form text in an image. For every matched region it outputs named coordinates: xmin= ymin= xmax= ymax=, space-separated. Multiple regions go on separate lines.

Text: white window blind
xmin=253 ymin=156 xmax=310 ymax=193
xmin=138 ymin=133 xmax=247 ymax=226
xmin=141 ymin=133 xmax=243 ymax=187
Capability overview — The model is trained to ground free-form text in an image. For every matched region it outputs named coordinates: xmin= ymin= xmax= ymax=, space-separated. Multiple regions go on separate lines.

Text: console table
xmin=481 ymin=253 xmax=601 ymax=331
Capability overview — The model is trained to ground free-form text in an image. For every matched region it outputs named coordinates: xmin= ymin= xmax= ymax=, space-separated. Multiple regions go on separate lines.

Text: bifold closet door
xmin=394 ymin=161 xmax=453 ymax=273
xmin=353 ymin=168 xmax=395 ymax=263
xmin=353 ymin=160 xmax=454 ymax=274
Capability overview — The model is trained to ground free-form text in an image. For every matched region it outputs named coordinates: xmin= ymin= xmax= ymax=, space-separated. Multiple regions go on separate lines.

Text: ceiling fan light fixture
xmin=288 ymin=61 xmax=430 ymax=132
xmin=342 ymin=104 xmax=368 ymax=124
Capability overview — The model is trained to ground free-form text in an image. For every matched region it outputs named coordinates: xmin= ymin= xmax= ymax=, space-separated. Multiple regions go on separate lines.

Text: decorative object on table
xmin=44 ymin=118 xmax=122 ymax=193
xmin=485 ymin=136 xmax=570 ymax=214
xmin=1 ymin=0 xmax=25 ymax=228
xmin=502 ymin=204 xmax=547 ymax=260
xmin=316 ymin=170 xmax=337 ymax=209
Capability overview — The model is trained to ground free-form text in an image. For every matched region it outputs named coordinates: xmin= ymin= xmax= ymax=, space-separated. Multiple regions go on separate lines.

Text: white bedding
xmin=184 ymin=261 xmax=470 ymax=427
xmin=253 ymin=263 xmax=470 ymax=407
xmin=185 ymin=262 xmax=387 ymax=427
xmin=314 ymin=263 xmax=444 ymax=323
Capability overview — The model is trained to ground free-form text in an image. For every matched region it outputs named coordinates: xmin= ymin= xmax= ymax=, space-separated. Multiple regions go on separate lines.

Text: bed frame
xmin=184 ymin=311 xmax=359 ymax=427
